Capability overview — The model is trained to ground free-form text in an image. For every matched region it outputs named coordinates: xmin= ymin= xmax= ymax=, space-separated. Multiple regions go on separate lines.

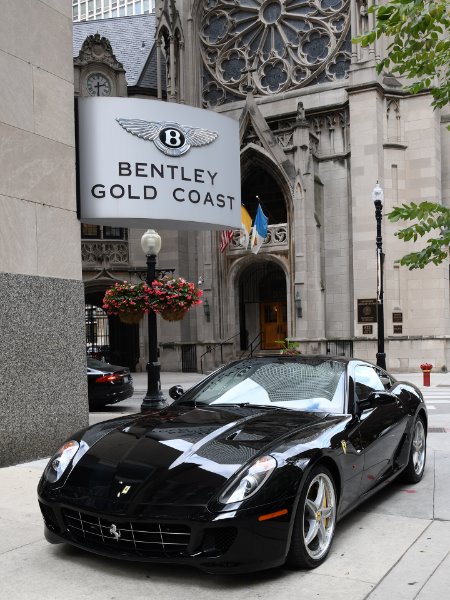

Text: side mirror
xmin=358 ymin=391 xmax=395 ymax=412
xmin=169 ymin=385 xmax=184 ymax=400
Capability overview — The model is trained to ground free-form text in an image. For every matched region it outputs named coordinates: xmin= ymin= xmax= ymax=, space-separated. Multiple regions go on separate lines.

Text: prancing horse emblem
xmin=109 ymin=524 xmax=121 ymax=541
xmin=116 ymin=118 xmax=219 ymax=157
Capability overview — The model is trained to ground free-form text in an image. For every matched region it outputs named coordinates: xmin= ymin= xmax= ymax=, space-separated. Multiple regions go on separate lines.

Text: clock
xmin=86 ymin=72 xmax=112 ymax=97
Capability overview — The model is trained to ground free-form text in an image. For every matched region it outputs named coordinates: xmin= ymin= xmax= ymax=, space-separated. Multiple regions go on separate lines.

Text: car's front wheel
xmin=287 ymin=465 xmax=337 ymax=569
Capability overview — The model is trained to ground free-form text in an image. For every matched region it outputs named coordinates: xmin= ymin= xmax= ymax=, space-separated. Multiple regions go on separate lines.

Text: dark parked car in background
xmin=86 ymin=358 xmax=133 ymax=409
xmin=39 ymin=356 xmax=426 ymax=573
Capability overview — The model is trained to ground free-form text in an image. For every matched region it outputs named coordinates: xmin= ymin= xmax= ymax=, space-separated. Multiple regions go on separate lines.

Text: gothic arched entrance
xmin=241 ymin=160 xmax=288 ymax=225
xmin=85 ymin=286 xmax=140 ymax=372
xmin=239 ymin=261 xmax=287 ymax=351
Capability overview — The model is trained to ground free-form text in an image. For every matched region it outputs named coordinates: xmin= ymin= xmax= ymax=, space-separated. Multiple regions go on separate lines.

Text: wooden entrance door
xmin=261 ymin=302 xmax=287 ymax=350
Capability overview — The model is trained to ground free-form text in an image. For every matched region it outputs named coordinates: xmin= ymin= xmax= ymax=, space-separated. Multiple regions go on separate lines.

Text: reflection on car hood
xmin=60 ymin=405 xmax=329 ymax=515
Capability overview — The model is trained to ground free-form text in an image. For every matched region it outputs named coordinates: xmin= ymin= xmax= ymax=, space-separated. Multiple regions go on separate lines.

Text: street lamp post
xmin=372 ymin=183 xmax=386 ymax=370
xmin=140 ymin=229 xmax=166 ymax=410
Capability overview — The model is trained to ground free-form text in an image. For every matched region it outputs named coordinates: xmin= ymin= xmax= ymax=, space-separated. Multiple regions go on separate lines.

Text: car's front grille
xmin=62 ymin=509 xmax=190 ymax=557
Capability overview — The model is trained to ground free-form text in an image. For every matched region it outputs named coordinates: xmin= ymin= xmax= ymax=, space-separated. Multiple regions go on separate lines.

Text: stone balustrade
xmin=229 ymin=223 xmax=288 ymax=253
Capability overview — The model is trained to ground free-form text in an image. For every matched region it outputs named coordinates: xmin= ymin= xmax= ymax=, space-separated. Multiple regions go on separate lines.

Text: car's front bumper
xmin=38 ymin=497 xmax=295 ymax=574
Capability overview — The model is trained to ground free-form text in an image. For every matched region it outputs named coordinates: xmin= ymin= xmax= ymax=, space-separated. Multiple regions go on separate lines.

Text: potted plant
xmin=145 ymin=275 xmax=203 ymax=321
xmin=102 ymin=276 xmax=203 ymax=324
xmin=276 ymin=338 xmax=301 ymax=356
xmin=102 ymin=281 xmax=152 ymax=324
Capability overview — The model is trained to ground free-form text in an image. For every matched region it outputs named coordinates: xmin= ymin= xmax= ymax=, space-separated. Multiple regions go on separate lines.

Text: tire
xmin=287 ymin=465 xmax=337 ymax=569
xmin=402 ymin=415 xmax=426 ymax=483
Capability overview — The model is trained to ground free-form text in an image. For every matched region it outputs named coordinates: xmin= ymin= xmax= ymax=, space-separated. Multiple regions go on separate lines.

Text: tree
xmin=388 ymin=202 xmax=450 ymax=269
xmin=354 ymin=1 xmax=450 ymax=269
xmin=354 ymin=0 xmax=450 ymax=111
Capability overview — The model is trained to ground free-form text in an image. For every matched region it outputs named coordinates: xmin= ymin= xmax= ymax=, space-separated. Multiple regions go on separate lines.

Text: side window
xmin=354 ymin=365 xmax=385 ymax=401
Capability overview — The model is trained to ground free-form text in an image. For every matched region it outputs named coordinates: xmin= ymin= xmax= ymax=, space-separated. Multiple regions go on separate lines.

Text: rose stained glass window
xmin=200 ymin=0 xmax=351 ymax=106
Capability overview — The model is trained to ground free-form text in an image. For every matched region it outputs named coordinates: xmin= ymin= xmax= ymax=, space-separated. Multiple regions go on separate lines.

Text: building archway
xmin=240 ymin=150 xmax=290 ymax=226
xmin=84 ymin=283 xmax=140 ymax=371
xmin=238 ymin=261 xmax=287 ymax=351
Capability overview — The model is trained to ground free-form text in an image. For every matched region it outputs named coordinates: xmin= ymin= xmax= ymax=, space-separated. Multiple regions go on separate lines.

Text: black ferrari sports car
xmin=38 ymin=356 xmax=427 ymax=574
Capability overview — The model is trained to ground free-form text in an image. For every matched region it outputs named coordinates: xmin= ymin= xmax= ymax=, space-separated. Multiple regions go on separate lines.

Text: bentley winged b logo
xmin=116 ymin=118 xmax=219 ymax=157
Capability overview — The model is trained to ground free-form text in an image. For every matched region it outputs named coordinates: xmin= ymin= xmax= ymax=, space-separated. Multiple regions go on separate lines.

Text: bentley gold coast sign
xmin=77 ymin=98 xmax=241 ymax=230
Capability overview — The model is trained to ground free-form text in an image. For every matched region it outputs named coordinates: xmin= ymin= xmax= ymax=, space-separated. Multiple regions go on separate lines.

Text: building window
xmin=81 ymin=224 xmax=127 ymax=240
xmin=103 ymin=226 xmax=124 ymax=239
xmin=81 ymin=224 xmax=101 ymax=239
xmin=73 ymin=0 xmax=155 ymax=20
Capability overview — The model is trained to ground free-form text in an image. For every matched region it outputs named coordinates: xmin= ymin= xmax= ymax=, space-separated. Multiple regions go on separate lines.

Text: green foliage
xmin=388 ymin=202 xmax=450 ymax=269
xmin=354 ymin=2 xmax=450 ymax=268
xmin=275 ymin=339 xmax=302 ymax=356
xmin=353 ymin=0 xmax=450 ymax=112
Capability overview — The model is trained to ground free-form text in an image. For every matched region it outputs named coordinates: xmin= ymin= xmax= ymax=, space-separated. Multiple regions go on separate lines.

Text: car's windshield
xmin=179 ymin=358 xmax=346 ymax=413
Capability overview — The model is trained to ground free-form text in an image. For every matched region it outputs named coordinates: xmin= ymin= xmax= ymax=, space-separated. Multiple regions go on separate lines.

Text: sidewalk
xmin=133 ymin=370 xmax=206 ymax=393
xmin=394 ymin=370 xmax=450 ymax=390
xmin=1 ymin=369 xmax=450 ymax=599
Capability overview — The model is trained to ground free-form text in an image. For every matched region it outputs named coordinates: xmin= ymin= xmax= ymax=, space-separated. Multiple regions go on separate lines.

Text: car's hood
xmin=59 ymin=405 xmax=329 ymax=515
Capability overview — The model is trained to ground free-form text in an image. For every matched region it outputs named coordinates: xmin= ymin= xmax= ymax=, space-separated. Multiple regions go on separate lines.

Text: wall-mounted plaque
xmin=393 ymin=325 xmax=403 ymax=334
xmin=393 ymin=312 xmax=403 ymax=323
xmin=363 ymin=325 xmax=373 ymax=334
xmin=358 ymin=299 xmax=377 ymax=323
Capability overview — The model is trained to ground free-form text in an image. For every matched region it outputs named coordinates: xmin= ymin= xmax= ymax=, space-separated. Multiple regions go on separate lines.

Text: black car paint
xmin=38 ymin=357 xmax=427 ymax=573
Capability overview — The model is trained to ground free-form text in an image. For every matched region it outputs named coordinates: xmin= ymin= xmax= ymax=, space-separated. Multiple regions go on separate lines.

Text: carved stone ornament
xmin=200 ymin=0 xmax=351 ymax=107
xmin=74 ymin=33 xmax=125 ymax=71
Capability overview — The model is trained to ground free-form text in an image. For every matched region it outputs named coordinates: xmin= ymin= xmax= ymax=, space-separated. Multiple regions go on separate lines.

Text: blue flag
xmin=251 ymin=204 xmax=268 ymax=254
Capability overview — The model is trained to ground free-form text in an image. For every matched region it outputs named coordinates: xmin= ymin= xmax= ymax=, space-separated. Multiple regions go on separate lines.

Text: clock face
xmin=86 ymin=73 xmax=112 ymax=97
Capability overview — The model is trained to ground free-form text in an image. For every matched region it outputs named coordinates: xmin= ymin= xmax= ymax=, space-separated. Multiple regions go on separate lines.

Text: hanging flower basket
xmin=102 ymin=276 xmax=202 ymax=323
xmin=146 ymin=275 xmax=203 ymax=320
xmin=102 ymin=281 xmax=153 ymax=323
xmin=118 ymin=311 xmax=145 ymax=325
xmin=159 ymin=307 xmax=189 ymax=322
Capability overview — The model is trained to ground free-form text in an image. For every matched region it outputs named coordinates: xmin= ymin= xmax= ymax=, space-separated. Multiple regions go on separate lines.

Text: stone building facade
xmin=72 ymin=2 xmax=450 ymax=377
xmin=0 ymin=1 xmax=87 ymax=466
xmin=150 ymin=0 xmax=450 ymax=373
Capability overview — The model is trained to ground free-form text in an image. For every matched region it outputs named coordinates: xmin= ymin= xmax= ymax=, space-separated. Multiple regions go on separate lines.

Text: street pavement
xmin=1 ymin=370 xmax=450 ymax=599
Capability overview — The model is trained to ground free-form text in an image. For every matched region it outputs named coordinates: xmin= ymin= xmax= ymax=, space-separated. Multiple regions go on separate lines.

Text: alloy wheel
xmin=303 ymin=472 xmax=336 ymax=560
xmin=412 ymin=419 xmax=426 ymax=475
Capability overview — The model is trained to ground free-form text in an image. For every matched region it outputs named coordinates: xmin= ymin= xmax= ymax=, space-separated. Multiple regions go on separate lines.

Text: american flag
xmin=220 ymin=229 xmax=234 ymax=253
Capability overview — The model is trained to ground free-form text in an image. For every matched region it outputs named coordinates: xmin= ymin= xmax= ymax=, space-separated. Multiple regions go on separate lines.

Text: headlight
xmin=44 ymin=440 xmax=79 ymax=483
xmin=219 ymin=455 xmax=277 ymax=504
